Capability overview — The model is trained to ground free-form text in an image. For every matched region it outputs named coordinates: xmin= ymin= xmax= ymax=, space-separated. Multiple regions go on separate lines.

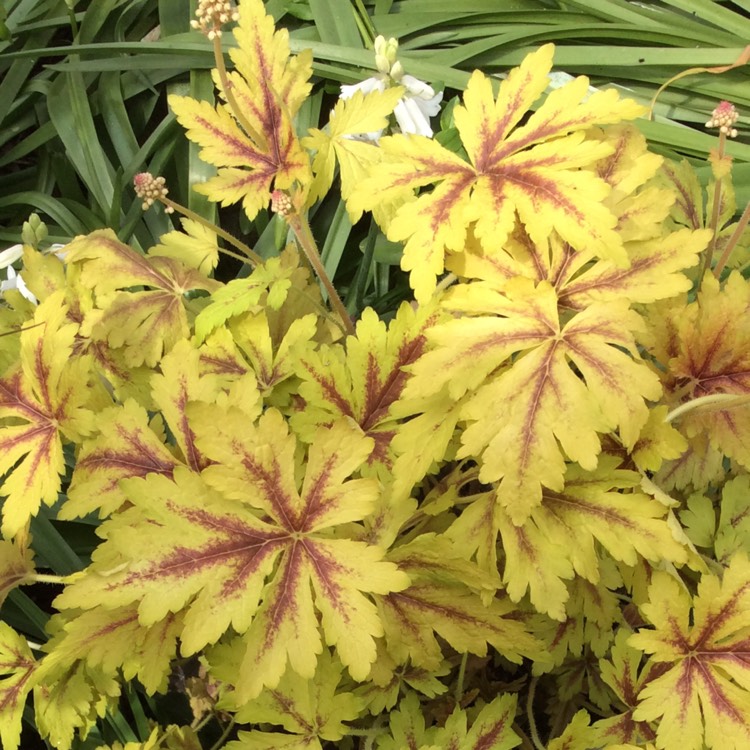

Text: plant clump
xmin=0 ymin=1 xmax=748 ymax=749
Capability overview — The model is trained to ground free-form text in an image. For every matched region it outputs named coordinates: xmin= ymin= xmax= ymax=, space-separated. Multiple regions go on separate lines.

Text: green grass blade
xmin=321 ymin=199 xmax=353 ymax=287
xmin=30 ymin=510 xmax=84 ymax=575
xmin=4 ymin=589 xmax=49 ymax=640
xmin=46 ymin=67 xmax=116 ymax=217
xmin=0 ymin=192 xmax=91 ymax=234
xmin=308 ymin=0 xmax=362 ymax=46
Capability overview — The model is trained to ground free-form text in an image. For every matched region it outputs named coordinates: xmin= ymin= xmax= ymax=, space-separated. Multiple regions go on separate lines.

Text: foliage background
xmin=1 ymin=0 xmax=749 ymax=747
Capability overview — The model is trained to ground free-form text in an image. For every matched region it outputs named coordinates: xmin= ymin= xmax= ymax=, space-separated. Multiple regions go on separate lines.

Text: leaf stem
xmin=665 ymin=393 xmax=750 ymax=423
xmin=30 ymin=573 xmax=68 ymax=585
xmin=346 ymin=727 xmax=388 ymax=737
xmin=526 ymin=676 xmax=546 ymax=750
xmin=514 ymin=724 xmax=537 ymax=750
xmin=713 ymin=200 xmax=750 ymax=278
xmin=454 ymin=652 xmax=468 ymax=703
xmin=286 ymin=211 xmax=356 ymax=336
xmin=207 ymin=716 xmax=236 ymax=750
xmin=160 ymin=196 xmax=263 ymax=266
xmin=699 ymin=130 xmax=727 ymax=283
xmin=287 ymin=285 xmax=348 ymax=336
xmin=0 ymin=322 xmax=45 ymax=338
xmin=435 ymin=273 xmax=458 ymax=294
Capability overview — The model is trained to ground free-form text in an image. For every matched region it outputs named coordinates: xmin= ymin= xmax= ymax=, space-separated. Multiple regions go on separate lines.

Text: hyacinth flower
xmin=339 ymin=35 xmax=443 ymax=140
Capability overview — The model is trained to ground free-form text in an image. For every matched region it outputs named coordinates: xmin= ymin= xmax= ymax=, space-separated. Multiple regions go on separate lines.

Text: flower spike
xmin=134 ymin=172 xmax=174 ymax=213
xmin=270 ymin=189 xmax=293 ymax=218
xmin=706 ymin=100 xmax=740 ymax=138
xmin=190 ymin=0 xmax=239 ymax=40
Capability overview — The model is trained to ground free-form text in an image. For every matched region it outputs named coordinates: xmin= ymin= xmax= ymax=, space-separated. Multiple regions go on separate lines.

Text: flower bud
xmin=389 ymin=60 xmax=404 ymax=83
xmin=706 ymin=100 xmax=740 ymax=138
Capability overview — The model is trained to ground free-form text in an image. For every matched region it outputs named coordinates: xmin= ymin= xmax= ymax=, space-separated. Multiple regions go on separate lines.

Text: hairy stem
xmin=713 ymin=200 xmax=750 ymax=278
xmin=699 ymin=130 xmax=727 ymax=283
xmin=527 ymin=676 xmax=546 ymax=750
xmin=287 ymin=211 xmax=356 ymax=336
xmin=666 ymin=393 xmax=750 ymax=423
xmin=30 ymin=573 xmax=68 ymax=585
xmin=207 ymin=717 xmax=236 ymax=750
xmin=514 ymin=724 xmax=537 ymax=750
xmin=454 ymin=652 xmax=469 ymax=703
xmin=160 ymin=197 xmax=263 ymax=266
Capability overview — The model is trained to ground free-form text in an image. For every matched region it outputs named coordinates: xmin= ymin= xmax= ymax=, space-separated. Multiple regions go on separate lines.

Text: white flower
xmin=1 ymin=265 xmax=38 ymax=304
xmin=0 ymin=244 xmax=24 ymax=269
xmin=393 ymin=74 xmax=443 ymax=137
xmin=339 ymin=36 xmax=442 ymax=140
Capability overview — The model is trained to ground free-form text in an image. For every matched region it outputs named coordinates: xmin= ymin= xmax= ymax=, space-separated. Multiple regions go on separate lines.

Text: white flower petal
xmin=401 ymin=74 xmax=433 ymax=99
xmin=340 ymin=77 xmax=386 ymax=100
xmin=0 ymin=244 xmax=24 ymax=268
xmin=2 ymin=266 xmax=38 ymax=304
xmin=394 ymin=97 xmax=434 ymax=137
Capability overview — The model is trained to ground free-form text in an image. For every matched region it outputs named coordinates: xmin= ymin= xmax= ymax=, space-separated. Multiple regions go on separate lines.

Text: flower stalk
xmin=701 ymin=101 xmax=740 ymax=282
xmin=134 ymin=172 xmax=262 ymax=265
xmin=713 ymin=199 xmax=750 ymax=278
xmin=272 ymin=190 xmax=356 ymax=336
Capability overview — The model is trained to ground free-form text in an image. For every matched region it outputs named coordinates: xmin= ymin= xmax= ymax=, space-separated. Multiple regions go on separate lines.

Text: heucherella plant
xmin=0 ymin=0 xmax=749 ymax=749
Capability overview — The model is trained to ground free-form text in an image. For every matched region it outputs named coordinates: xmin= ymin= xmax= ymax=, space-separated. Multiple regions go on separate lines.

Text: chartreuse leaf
xmin=375 ymin=692 xmax=428 ymax=750
xmin=679 ymin=492 xmax=717 ymax=550
xmin=225 ymin=650 xmax=364 ymax=747
xmin=501 ymin=460 xmax=687 ymax=620
xmin=445 ymin=125 xmax=708 ymax=311
xmin=0 ymin=622 xmax=38 ymax=750
xmin=376 ymin=690 xmax=520 ymax=750
xmin=359 ymin=647 xmax=449 ymax=715
xmin=292 ymin=302 xmax=439 ymax=477
xmin=715 ymin=476 xmax=750 ymax=564
xmin=61 ymin=339 xmax=231 ymax=519
xmin=659 ymin=157 xmax=749 ymax=271
xmin=303 ymin=86 xmax=404 ymax=219
xmin=55 ymin=413 xmax=409 ymax=702
xmin=0 ymin=540 xmax=34 ymax=608
xmin=193 ymin=249 xmax=297 ymax=344
xmin=60 ymin=400 xmax=181 ymax=520
xmin=538 ymin=564 xmax=623 ymax=668
xmin=349 ymin=44 xmax=645 ymax=301
xmin=592 ymin=629 xmax=658 ymax=747
xmin=230 ymin=311 xmax=317 ymax=396
xmin=169 ymin=0 xmax=311 ymax=218
xmin=559 ymin=227 xmax=708 ymax=308
xmin=547 ymin=710 xmax=596 ymax=750
xmin=654 ymin=272 xmax=750 ymax=471
xmin=42 ymin=606 xmax=182 ymax=695
xmin=65 ymin=229 xmax=219 ymax=367
xmin=629 ymin=554 xmax=750 ymax=750
xmin=631 ymin=406 xmax=689 ymax=474
xmin=33 ymin=662 xmax=120 ymax=750
xmin=438 ymin=692 xmax=520 ymax=750
xmin=405 ymin=278 xmax=661 ymax=522
xmin=21 ymin=246 xmax=67 ymax=303
xmin=200 ymin=411 xmax=409 ymax=700
xmin=0 ymin=292 xmax=94 ymax=537
xmin=150 ymin=339 xmax=224 ymax=471
xmin=377 ymin=535 xmax=541 ymax=670
xmin=449 ymin=221 xmax=707 ymax=313
xmin=149 ymin=218 xmax=220 ymax=275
